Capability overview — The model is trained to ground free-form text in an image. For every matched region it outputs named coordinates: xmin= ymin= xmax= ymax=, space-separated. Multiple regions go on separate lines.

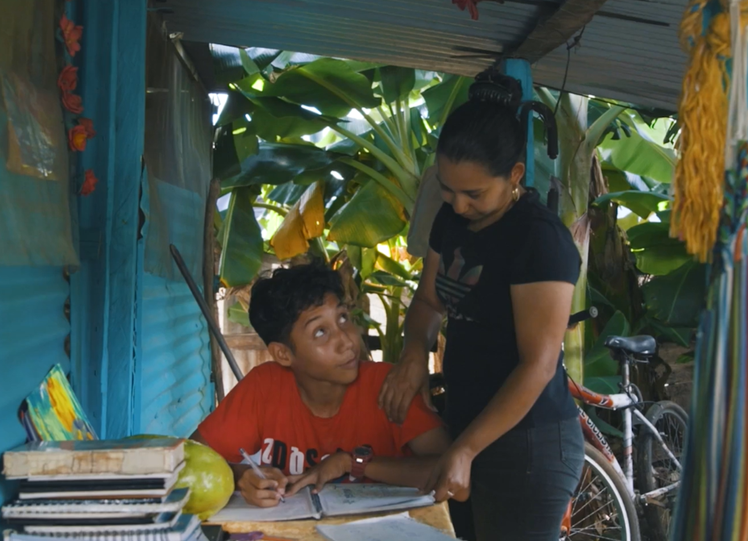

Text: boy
xmin=191 ymin=261 xmax=464 ymax=508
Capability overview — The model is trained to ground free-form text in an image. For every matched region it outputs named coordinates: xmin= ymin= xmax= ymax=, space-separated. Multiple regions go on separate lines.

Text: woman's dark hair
xmin=249 ymin=259 xmax=344 ymax=347
xmin=437 ymin=70 xmax=525 ymax=178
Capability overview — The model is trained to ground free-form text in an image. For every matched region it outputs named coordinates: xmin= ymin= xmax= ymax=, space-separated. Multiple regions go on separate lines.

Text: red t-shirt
xmin=197 ymin=361 xmax=443 ymax=476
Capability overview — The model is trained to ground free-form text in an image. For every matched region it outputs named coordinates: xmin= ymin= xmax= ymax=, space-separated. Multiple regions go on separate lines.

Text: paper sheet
xmin=316 ymin=512 xmax=455 ymax=541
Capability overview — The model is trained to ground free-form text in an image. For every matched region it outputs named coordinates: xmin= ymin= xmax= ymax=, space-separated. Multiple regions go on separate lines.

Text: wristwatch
xmin=349 ymin=445 xmax=373 ymax=481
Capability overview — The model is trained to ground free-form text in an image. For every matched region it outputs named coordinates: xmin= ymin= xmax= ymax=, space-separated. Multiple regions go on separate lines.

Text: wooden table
xmin=211 ymin=502 xmax=456 ymax=540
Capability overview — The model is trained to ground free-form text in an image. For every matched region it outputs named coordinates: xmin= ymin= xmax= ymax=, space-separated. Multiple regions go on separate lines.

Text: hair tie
xmin=468 ymin=68 xmax=523 ymax=109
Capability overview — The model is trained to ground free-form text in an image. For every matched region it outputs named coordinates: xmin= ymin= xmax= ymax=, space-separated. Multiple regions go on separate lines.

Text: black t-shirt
xmin=429 ymin=189 xmax=581 ymax=436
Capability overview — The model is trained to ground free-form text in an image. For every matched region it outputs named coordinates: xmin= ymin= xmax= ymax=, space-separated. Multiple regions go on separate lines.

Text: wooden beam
xmin=511 ymin=0 xmax=609 ymax=64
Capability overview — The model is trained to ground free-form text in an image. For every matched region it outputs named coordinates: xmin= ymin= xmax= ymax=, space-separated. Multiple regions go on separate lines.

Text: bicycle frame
xmin=568 ymin=368 xmax=683 ymax=503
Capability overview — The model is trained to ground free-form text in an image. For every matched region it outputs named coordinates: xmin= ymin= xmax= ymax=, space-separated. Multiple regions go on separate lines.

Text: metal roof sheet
xmin=164 ymin=0 xmax=687 ymax=111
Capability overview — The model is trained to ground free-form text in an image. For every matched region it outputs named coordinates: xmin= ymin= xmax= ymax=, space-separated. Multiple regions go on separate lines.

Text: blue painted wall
xmin=0 ymin=267 xmax=70 ymax=509
xmin=135 ymin=273 xmax=213 ymax=437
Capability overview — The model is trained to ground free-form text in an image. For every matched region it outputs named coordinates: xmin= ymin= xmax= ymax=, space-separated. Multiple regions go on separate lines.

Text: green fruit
xmin=127 ymin=435 xmax=234 ymax=520
xmin=175 ymin=439 xmax=234 ymax=520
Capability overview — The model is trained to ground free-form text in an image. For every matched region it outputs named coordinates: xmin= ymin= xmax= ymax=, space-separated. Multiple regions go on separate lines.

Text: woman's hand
xmin=286 ymin=452 xmax=350 ymax=496
xmin=421 ymin=446 xmax=474 ymax=503
xmin=236 ymin=466 xmax=288 ymax=508
xmin=378 ymin=345 xmax=433 ymax=424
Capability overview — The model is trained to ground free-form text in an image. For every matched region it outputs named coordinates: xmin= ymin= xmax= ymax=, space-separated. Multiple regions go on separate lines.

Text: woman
xmin=378 ymin=72 xmax=584 ymax=541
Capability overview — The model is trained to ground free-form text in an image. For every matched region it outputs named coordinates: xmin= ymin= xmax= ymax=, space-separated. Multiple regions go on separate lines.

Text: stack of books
xmin=2 ymin=438 xmax=208 ymax=541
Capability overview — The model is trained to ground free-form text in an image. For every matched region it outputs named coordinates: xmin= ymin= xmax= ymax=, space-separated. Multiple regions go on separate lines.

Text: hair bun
xmin=468 ymin=68 xmax=523 ymax=109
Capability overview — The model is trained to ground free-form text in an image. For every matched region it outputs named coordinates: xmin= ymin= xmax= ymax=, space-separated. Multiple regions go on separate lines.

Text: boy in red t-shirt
xmin=191 ymin=262 xmax=463 ymax=508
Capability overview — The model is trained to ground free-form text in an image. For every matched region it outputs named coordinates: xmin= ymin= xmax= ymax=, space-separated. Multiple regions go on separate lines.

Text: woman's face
xmin=436 ymin=155 xmax=525 ymax=224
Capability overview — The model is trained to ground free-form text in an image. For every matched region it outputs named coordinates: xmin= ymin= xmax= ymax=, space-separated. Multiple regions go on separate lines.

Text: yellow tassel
xmin=671 ymin=2 xmax=748 ymax=262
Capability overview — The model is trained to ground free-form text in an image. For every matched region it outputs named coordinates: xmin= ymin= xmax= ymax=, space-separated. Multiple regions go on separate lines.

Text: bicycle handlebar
xmin=568 ymin=307 xmax=598 ymax=327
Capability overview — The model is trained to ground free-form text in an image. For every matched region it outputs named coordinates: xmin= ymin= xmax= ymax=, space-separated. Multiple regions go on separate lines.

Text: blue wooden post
xmin=70 ymin=0 xmax=146 ymax=438
xmin=501 ymin=59 xmax=535 ymax=188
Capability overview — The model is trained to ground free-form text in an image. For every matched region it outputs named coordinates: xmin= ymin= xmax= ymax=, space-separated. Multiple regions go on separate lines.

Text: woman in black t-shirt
xmin=378 ymin=72 xmax=584 ymax=541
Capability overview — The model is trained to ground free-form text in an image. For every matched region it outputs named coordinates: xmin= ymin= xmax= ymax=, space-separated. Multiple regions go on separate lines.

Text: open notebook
xmin=208 ymin=484 xmax=435 ymax=522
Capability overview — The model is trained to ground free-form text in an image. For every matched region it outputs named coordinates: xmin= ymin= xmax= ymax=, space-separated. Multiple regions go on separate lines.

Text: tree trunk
xmin=557 ymin=93 xmax=593 ymax=384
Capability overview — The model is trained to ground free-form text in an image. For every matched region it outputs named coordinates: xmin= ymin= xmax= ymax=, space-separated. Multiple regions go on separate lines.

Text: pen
xmin=239 ymin=447 xmax=286 ymax=503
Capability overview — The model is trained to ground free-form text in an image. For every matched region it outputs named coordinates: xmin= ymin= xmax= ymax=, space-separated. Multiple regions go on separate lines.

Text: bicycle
xmin=560 ymin=309 xmax=688 ymax=541
xmin=428 ymin=308 xmax=688 ymax=541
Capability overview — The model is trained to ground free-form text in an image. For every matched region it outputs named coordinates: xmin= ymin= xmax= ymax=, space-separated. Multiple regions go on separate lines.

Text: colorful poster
xmin=22 ymin=364 xmax=97 ymax=441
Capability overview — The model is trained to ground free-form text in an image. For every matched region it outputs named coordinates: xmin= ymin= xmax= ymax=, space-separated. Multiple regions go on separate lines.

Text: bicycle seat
xmin=604 ymin=335 xmax=656 ymax=356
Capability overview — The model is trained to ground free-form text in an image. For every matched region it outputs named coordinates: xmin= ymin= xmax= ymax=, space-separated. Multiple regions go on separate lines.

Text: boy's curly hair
xmin=249 ymin=260 xmax=344 ymax=347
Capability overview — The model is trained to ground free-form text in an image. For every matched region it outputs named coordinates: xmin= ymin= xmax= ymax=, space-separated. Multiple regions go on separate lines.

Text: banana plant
xmin=212 ymin=46 xmax=472 ymax=288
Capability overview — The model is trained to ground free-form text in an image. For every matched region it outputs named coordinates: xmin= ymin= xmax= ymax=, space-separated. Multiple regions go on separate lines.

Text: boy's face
xmin=284 ymin=293 xmax=361 ymax=384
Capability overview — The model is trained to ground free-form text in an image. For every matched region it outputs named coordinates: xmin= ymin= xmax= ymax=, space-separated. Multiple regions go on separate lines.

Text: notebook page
xmin=208 ymin=489 xmax=319 ymax=522
xmin=316 ymin=512 xmax=454 ymax=541
xmin=318 ymin=484 xmax=434 ymax=517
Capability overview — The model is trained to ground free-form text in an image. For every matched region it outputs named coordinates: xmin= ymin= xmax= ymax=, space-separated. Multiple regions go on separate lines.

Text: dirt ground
xmin=658 ymin=343 xmax=694 ymax=413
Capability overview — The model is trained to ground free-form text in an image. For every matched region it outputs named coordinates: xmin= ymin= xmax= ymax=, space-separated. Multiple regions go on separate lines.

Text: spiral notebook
xmin=208 ymin=484 xmax=434 ymax=523
xmin=2 ymin=513 xmax=201 ymax=541
xmin=2 ymin=488 xmax=190 ymax=521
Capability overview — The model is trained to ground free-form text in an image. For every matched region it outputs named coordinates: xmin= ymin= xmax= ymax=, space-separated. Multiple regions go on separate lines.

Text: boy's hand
xmin=286 ymin=452 xmax=350 ymax=496
xmin=237 ymin=466 xmax=288 ymax=508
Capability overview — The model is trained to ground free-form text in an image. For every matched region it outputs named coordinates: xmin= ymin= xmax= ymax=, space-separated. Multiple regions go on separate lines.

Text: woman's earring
xmin=512 ymin=187 xmax=520 ymax=202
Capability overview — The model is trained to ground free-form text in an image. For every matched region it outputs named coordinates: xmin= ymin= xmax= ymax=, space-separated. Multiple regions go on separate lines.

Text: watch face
xmin=354 ymin=445 xmax=372 ymax=458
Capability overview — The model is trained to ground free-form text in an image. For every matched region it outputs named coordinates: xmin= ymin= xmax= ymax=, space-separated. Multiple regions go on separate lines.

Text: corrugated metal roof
xmin=164 ymin=0 xmax=687 ymax=110
xmin=0 ymin=266 xmax=70 ymax=505
xmin=137 ymin=273 xmax=213 ymax=437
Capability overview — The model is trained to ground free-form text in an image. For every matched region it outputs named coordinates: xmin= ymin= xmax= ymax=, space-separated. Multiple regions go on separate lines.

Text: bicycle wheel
xmin=636 ymin=400 xmax=688 ymax=541
xmin=564 ymin=442 xmax=641 ymax=541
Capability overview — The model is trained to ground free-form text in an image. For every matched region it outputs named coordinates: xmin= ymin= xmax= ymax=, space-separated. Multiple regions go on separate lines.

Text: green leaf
xmin=586 ymin=105 xmax=625 ymax=150
xmin=594 ymin=191 xmax=670 ymax=218
xmin=245 ymin=47 xmax=281 ymax=70
xmin=219 ymin=188 xmax=264 ymax=287
xmin=239 ymin=50 xmax=261 ymax=76
xmin=227 ymin=301 xmax=251 ymax=327
xmin=216 ymin=91 xmax=255 ymax=126
xmin=233 ymin=122 xmax=259 ymax=162
xmin=676 ymin=351 xmax=695 ymax=364
xmin=213 ymin=125 xmax=241 ymax=180
xmin=209 ymin=44 xmax=248 ymax=84
xmin=269 ymin=51 xmax=321 ymax=71
xmin=375 ymin=253 xmax=412 ymax=280
xmin=367 ymin=270 xmax=408 ymax=288
xmin=379 ymin=66 xmax=416 ymax=104
xmin=642 ymin=261 xmax=707 ymax=328
xmin=601 ymin=163 xmax=652 ymax=192
xmin=643 ymin=317 xmax=693 ymax=347
xmin=328 ymin=179 xmax=406 ymax=247
xmin=262 ymin=58 xmax=380 ymax=117
xmin=584 ymin=311 xmax=631 ymax=378
xmin=248 ymin=97 xmax=332 ymax=139
xmin=583 ymin=376 xmax=622 ymax=395
xmin=423 ymin=75 xmax=471 ymax=127
xmin=627 ymin=222 xmax=692 ymax=275
xmin=223 ymin=143 xmax=339 ymax=188
xmin=598 ymin=114 xmax=676 ymax=184
xmin=267 ymin=183 xmax=307 ymax=206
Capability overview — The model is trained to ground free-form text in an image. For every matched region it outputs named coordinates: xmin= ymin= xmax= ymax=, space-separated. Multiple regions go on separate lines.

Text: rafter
xmin=511 ymin=0 xmax=609 ymax=64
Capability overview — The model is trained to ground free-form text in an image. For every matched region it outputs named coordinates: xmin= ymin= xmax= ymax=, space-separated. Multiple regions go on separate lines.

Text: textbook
xmin=3 ymin=439 xmax=185 ymax=478
xmin=208 ymin=484 xmax=434 ymax=523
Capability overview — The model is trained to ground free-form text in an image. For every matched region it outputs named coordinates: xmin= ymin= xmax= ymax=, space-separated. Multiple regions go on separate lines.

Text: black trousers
xmin=450 ymin=417 xmax=585 ymax=541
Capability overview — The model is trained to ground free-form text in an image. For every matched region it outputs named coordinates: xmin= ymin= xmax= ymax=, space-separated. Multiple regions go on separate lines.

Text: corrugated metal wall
xmin=0 ymin=266 xmax=70 ymax=506
xmin=136 ymin=273 xmax=213 ymax=437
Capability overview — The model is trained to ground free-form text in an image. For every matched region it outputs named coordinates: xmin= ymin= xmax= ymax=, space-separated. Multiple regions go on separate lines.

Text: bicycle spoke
xmin=573 ymin=496 xmax=622 ymax=528
xmin=571 ymin=481 xmax=620 ymax=521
